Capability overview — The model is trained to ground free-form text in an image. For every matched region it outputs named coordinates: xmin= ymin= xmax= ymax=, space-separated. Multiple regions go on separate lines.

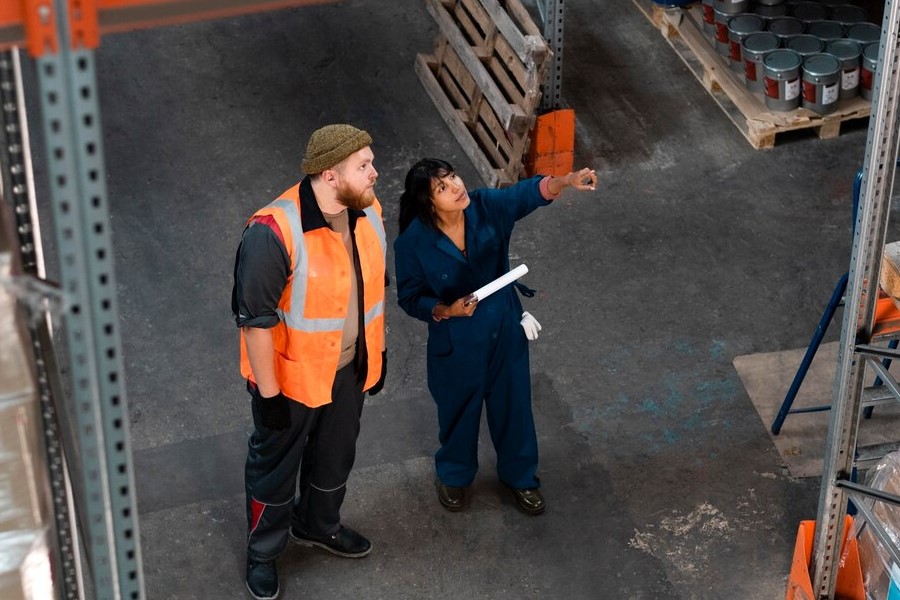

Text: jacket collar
xmin=298 ymin=176 xmax=364 ymax=233
xmin=430 ymin=204 xmax=480 ymax=265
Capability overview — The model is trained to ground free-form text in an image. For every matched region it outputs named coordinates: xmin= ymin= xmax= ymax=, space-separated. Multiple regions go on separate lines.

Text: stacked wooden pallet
xmin=416 ymin=0 xmax=550 ymax=186
xmin=632 ymin=0 xmax=872 ymax=149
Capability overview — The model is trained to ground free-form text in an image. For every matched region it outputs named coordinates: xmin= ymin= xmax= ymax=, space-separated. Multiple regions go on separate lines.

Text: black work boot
xmin=290 ymin=524 xmax=372 ymax=557
xmin=245 ymin=557 xmax=279 ymax=600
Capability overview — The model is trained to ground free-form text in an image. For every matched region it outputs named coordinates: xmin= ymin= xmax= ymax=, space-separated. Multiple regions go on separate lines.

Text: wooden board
xmin=631 ymin=0 xmax=872 ymax=149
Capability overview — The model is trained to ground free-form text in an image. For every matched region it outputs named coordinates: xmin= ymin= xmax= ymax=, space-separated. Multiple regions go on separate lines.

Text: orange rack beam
xmin=0 ymin=0 xmax=339 ymax=53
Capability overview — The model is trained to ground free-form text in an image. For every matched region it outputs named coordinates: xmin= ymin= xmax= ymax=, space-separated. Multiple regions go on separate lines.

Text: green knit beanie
xmin=301 ymin=124 xmax=373 ymax=175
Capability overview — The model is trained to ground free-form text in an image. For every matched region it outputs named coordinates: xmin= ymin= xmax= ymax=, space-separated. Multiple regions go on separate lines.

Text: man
xmin=231 ymin=124 xmax=387 ymax=600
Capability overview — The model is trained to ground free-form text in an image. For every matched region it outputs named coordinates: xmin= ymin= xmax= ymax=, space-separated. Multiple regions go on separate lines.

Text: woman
xmin=393 ymin=158 xmax=596 ymax=515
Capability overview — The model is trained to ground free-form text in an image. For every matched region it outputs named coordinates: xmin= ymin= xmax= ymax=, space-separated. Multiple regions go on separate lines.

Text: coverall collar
xmin=434 ymin=203 xmax=480 ymax=265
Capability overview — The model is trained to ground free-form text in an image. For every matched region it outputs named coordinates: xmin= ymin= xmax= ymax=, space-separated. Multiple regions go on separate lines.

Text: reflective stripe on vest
xmin=239 ymin=187 xmax=386 ymax=407
xmin=270 ymin=198 xmax=386 ymax=332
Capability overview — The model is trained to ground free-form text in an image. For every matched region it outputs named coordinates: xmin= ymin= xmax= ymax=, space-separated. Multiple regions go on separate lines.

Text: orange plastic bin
xmin=786 ymin=516 xmax=865 ymax=600
xmin=525 ymin=108 xmax=575 ymax=178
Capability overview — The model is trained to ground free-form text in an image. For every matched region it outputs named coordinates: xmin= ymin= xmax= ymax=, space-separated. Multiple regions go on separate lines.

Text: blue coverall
xmin=394 ymin=175 xmax=551 ymax=490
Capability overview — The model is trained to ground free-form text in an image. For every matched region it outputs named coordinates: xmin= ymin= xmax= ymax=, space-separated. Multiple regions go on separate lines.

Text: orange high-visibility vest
xmin=239 ymin=183 xmax=386 ymax=407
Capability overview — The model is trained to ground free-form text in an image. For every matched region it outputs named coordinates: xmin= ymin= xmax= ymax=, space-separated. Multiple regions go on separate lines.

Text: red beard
xmin=337 ymin=184 xmax=375 ymax=211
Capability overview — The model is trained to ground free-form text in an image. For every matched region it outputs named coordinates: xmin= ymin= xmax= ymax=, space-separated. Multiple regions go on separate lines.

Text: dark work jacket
xmin=393 ymin=175 xmax=550 ymax=377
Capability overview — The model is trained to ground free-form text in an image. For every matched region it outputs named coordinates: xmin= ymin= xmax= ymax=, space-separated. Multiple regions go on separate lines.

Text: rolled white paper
xmin=464 ymin=264 xmax=529 ymax=305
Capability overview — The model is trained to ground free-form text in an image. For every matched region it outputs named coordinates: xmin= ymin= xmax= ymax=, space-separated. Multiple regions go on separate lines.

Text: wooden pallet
xmin=416 ymin=0 xmax=550 ymax=186
xmin=631 ymin=0 xmax=872 ymax=149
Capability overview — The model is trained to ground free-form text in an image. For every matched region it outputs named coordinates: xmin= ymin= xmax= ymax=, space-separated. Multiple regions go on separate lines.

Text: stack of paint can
xmin=728 ymin=14 xmax=766 ymax=72
xmin=691 ymin=0 xmax=887 ymax=113
xmin=712 ymin=0 xmax=752 ymax=56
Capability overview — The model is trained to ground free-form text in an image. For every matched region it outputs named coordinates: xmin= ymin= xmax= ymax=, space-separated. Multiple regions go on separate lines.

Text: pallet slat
xmin=478 ymin=0 xmax=548 ymax=66
xmin=632 ymin=0 xmax=871 ymax=149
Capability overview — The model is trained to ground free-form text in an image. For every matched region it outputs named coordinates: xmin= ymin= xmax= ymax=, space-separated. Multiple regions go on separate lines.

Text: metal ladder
xmin=810 ymin=0 xmax=900 ymax=595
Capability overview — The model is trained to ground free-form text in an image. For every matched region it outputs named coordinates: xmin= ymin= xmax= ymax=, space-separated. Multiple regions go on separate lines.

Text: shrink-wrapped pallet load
xmin=848 ymin=449 xmax=900 ymax=599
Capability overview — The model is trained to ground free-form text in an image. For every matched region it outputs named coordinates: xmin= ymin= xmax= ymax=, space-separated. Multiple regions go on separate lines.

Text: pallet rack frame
xmin=6 ymin=0 xmax=900 ymax=598
xmin=0 ymin=1 xmax=346 ymax=598
xmin=811 ymin=0 xmax=900 ymax=596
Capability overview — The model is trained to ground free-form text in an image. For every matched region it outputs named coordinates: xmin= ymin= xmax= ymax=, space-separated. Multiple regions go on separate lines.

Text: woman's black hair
xmin=398 ymin=158 xmax=455 ymax=234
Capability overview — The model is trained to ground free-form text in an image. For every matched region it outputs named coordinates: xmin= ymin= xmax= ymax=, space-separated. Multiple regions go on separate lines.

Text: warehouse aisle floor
xmin=38 ymin=0 xmax=890 ymax=597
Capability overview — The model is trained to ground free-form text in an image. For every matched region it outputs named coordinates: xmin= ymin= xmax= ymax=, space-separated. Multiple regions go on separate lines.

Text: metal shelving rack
xmin=0 ymin=1 xmax=345 ymax=598
xmin=810 ymin=0 xmax=900 ymax=596
xmin=10 ymin=0 xmax=899 ymax=598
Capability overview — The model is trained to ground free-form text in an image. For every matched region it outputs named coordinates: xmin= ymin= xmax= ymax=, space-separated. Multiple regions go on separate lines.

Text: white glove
xmin=520 ymin=311 xmax=542 ymax=341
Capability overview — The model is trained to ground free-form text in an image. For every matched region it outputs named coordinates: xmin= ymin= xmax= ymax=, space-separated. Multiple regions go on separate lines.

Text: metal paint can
xmin=801 ymin=53 xmax=841 ymax=114
xmin=829 ymin=4 xmax=868 ymax=25
xmin=806 ymin=20 xmax=845 ymax=43
xmin=845 ymin=23 xmax=880 ymax=47
xmin=714 ymin=6 xmax=734 ymax=55
xmin=702 ymin=0 xmax=716 ymax=34
xmin=790 ymin=1 xmax=828 ymax=22
xmin=754 ymin=2 xmax=788 ymax=21
xmin=743 ymin=32 xmax=781 ymax=91
xmin=768 ymin=16 xmax=805 ymax=42
xmin=763 ymin=48 xmax=802 ymax=110
xmin=787 ymin=34 xmax=825 ymax=58
xmin=753 ymin=4 xmax=787 ymax=29
xmin=860 ymin=41 xmax=879 ymax=101
xmin=728 ymin=14 xmax=765 ymax=72
xmin=825 ymin=39 xmax=861 ymax=99
xmin=714 ymin=0 xmax=750 ymax=15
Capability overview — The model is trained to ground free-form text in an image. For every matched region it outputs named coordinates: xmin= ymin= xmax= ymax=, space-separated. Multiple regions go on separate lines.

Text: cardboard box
xmin=0 ymin=529 xmax=54 ymax=600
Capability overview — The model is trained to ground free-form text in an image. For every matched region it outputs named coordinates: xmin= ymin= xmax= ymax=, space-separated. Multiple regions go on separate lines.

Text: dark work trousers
xmin=429 ymin=312 xmax=539 ymax=490
xmin=244 ymin=362 xmax=365 ymax=561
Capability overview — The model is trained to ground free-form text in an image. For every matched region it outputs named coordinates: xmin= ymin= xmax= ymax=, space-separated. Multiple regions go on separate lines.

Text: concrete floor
xmin=24 ymin=0 xmax=895 ymax=598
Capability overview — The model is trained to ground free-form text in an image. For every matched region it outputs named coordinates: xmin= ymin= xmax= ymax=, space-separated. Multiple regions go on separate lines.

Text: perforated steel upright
xmin=810 ymin=0 xmax=900 ymax=596
xmin=0 ymin=46 xmax=84 ymax=600
xmin=538 ymin=0 xmax=564 ymax=109
xmin=28 ymin=1 xmax=144 ymax=598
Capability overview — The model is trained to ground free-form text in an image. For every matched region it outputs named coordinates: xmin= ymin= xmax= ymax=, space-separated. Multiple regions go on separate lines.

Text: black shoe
xmin=437 ymin=483 xmax=469 ymax=512
xmin=511 ymin=487 xmax=545 ymax=515
xmin=290 ymin=525 xmax=372 ymax=558
xmin=246 ymin=558 xmax=279 ymax=600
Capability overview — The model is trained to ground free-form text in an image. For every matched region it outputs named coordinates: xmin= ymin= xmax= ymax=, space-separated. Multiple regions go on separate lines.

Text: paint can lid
xmin=806 ymin=20 xmax=845 ymax=40
xmin=802 ymin=53 xmax=841 ymax=76
xmin=744 ymin=31 xmax=781 ymax=52
xmin=825 ymin=39 xmax=861 ymax=60
xmin=729 ymin=14 xmax=765 ymax=34
xmin=764 ymin=48 xmax=803 ymax=71
xmin=862 ymin=41 xmax=879 ymax=62
xmin=787 ymin=34 xmax=825 ymax=55
xmin=754 ymin=3 xmax=788 ymax=17
xmin=830 ymin=4 xmax=868 ymax=25
xmin=846 ymin=23 xmax=881 ymax=45
xmin=790 ymin=2 xmax=828 ymax=21
xmin=768 ymin=16 xmax=805 ymax=37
